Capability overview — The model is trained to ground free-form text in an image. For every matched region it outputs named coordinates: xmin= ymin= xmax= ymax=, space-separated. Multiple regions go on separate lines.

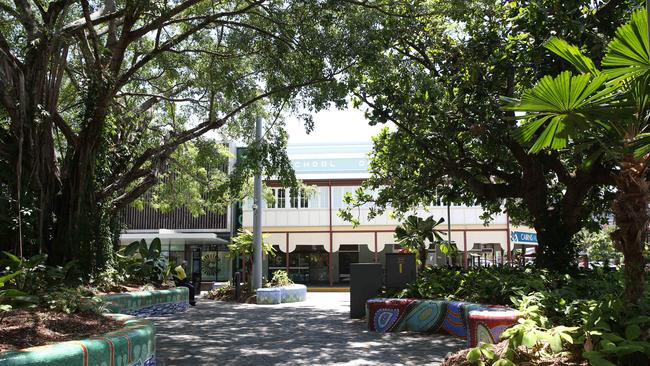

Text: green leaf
xmin=138 ymin=239 xmax=149 ymax=258
xmin=0 ymin=288 xmax=27 ymax=298
xmin=506 ymin=71 xmax=616 ymax=153
xmin=0 ymin=270 xmax=21 ymax=287
xmin=492 ymin=359 xmax=516 ymax=366
xmin=549 ymin=334 xmax=563 ymax=353
xmin=1 ymin=251 xmax=21 ymax=266
xmin=582 ymin=351 xmax=617 ymax=366
xmin=625 ymin=324 xmax=641 ymax=340
xmin=149 ymin=238 xmax=162 ymax=259
xmin=603 ymin=8 xmax=650 ymax=82
xmin=600 ymin=340 xmax=616 ymax=350
xmin=123 ymin=241 xmax=141 ymax=257
xmin=522 ymin=331 xmax=538 ymax=347
xmin=466 ymin=348 xmax=481 ymax=362
xmin=545 ymin=37 xmax=599 ymax=75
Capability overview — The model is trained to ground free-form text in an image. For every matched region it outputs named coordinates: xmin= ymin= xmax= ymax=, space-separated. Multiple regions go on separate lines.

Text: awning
xmin=119 ymin=229 xmax=228 ymax=245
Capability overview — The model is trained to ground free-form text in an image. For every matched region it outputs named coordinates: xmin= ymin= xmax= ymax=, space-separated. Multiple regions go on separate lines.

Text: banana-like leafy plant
xmin=119 ymin=238 xmax=168 ymax=285
xmin=505 ymin=7 xmax=650 ymax=305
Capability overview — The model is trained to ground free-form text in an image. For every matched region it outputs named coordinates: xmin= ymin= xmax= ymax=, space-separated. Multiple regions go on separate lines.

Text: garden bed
xmin=0 ymin=310 xmax=123 ymax=353
xmin=0 ymin=314 xmax=155 ymax=366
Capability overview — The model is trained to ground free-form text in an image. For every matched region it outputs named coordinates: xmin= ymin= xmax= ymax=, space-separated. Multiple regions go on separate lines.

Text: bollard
xmin=234 ymin=271 xmax=241 ymax=301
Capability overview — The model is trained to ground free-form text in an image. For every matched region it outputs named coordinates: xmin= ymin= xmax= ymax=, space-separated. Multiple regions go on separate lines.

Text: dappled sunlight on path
xmin=150 ymin=292 xmax=463 ymax=365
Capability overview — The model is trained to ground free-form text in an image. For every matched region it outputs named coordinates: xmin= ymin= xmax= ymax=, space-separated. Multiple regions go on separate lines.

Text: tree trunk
xmin=610 ymin=159 xmax=648 ymax=305
xmin=533 ymin=215 xmax=580 ymax=272
xmin=418 ymin=244 xmax=428 ymax=273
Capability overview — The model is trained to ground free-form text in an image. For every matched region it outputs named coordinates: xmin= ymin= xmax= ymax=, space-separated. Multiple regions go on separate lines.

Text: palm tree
xmin=505 ymin=7 xmax=649 ymax=305
xmin=394 ymin=215 xmax=448 ymax=272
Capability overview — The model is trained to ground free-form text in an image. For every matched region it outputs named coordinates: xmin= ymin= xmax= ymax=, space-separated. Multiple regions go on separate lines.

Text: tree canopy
xmin=0 ymin=0 xmax=381 ymax=272
xmin=338 ymin=0 xmax=640 ymax=271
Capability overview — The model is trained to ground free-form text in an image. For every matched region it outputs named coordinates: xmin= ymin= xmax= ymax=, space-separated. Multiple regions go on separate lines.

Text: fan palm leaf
xmin=505 ymin=71 xmax=618 ymax=153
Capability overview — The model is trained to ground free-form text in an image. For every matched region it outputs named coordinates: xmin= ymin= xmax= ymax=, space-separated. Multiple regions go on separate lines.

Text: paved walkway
xmin=150 ymin=292 xmax=464 ymax=366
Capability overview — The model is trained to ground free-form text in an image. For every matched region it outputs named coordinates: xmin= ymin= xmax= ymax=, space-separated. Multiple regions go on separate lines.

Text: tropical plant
xmin=119 ymin=238 xmax=168 ymax=285
xmin=0 ymin=251 xmax=79 ymax=296
xmin=227 ymin=228 xmax=276 ymax=284
xmin=227 ymin=229 xmax=276 ymax=259
xmin=267 ymin=270 xmax=293 ymax=288
xmin=574 ymin=226 xmax=622 ymax=267
xmin=506 ymin=7 xmax=650 ymax=304
xmin=0 ymin=252 xmax=97 ymax=317
xmin=394 ymin=215 xmax=448 ymax=272
xmin=43 ymin=287 xmax=107 ymax=315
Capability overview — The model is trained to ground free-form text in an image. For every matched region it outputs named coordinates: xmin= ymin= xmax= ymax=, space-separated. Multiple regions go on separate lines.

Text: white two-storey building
xmin=242 ymin=144 xmax=537 ymax=286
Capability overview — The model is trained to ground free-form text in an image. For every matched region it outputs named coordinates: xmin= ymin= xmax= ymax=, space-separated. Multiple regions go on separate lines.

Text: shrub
xmin=410 ymin=266 xmax=650 ymax=365
xmin=118 ymin=238 xmax=169 ymax=285
xmin=0 ymin=252 xmax=107 ymax=316
xmin=267 ymin=270 xmax=293 ymax=288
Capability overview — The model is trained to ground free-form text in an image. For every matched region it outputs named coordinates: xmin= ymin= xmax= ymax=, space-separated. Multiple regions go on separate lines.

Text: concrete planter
xmin=0 ymin=314 xmax=155 ymax=366
xmin=256 ymin=284 xmax=307 ymax=304
xmin=366 ymin=298 xmax=520 ymax=347
xmin=101 ymin=287 xmax=189 ymax=316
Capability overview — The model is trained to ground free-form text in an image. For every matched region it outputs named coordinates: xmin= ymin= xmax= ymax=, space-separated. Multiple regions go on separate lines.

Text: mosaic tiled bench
xmin=256 ymin=284 xmax=307 ymax=304
xmin=0 ymin=314 xmax=155 ymax=366
xmin=101 ymin=287 xmax=189 ymax=317
xmin=366 ymin=298 xmax=520 ymax=347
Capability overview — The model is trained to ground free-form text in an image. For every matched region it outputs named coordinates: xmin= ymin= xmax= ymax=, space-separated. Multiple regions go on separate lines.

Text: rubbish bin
xmin=385 ymin=253 xmax=416 ymax=289
xmin=350 ymin=263 xmax=382 ymax=319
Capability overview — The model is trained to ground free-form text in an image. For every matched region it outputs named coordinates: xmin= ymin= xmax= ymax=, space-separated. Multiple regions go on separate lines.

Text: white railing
xmin=242 ymin=206 xmax=507 ymax=228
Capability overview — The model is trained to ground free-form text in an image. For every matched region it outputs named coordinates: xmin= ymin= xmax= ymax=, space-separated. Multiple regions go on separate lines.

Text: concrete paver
xmin=150 ymin=292 xmax=464 ymax=366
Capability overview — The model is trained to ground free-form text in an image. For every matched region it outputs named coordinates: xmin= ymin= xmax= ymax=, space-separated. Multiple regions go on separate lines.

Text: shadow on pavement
xmin=150 ymin=293 xmax=464 ymax=366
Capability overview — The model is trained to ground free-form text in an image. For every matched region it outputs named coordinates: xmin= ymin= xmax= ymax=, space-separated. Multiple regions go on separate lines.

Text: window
xmin=268 ymin=188 xmax=286 ymax=209
xmin=277 ymin=188 xmax=286 ymax=208
xmin=290 ymin=189 xmax=308 ymax=208
xmin=300 ymin=189 xmax=308 ymax=208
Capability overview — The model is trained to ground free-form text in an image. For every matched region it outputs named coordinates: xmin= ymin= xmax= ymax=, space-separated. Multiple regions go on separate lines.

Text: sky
xmin=284 ymin=107 xmax=386 ymax=145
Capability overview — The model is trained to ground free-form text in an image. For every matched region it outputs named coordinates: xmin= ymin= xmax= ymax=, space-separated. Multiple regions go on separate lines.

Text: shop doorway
xmin=288 ymin=245 xmax=328 ymax=284
xmin=338 ymin=245 xmax=360 ymax=283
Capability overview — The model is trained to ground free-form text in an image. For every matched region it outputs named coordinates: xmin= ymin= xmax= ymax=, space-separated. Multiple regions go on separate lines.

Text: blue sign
xmin=511 ymin=231 xmax=538 ymax=244
xmin=291 ymin=157 xmax=368 ymax=173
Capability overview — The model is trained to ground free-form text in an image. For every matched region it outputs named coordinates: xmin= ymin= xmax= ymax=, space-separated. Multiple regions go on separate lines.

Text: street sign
xmin=511 ymin=231 xmax=538 ymax=245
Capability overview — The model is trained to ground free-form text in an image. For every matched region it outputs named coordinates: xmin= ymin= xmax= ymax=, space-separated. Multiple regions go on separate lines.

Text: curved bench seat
xmin=256 ymin=284 xmax=307 ymax=304
xmin=0 ymin=314 xmax=155 ymax=366
xmin=101 ymin=287 xmax=189 ymax=317
xmin=366 ymin=298 xmax=520 ymax=347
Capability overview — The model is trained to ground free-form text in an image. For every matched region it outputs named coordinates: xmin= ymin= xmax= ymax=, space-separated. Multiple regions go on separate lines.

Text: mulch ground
xmin=0 ymin=310 xmax=124 ymax=353
xmin=441 ymin=341 xmax=588 ymax=366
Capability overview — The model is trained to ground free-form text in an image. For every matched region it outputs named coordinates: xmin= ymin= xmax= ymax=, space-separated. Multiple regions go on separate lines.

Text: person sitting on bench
xmin=174 ymin=260 xmax=196 ymax=306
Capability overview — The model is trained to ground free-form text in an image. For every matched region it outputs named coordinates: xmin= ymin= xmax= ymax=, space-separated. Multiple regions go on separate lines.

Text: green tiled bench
xmin=101 ymin=287 xmax=189 ymax=316
xmin=0 ymin=314 xmax=155 ymax=366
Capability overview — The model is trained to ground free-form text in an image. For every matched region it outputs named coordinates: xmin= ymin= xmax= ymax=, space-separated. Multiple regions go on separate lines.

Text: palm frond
xmin=545 ymin=37 xmax=600 ymax=75
xmin=506 ymin=71 xmax=618 ymax=153
xmin=603 ymin=7 xmax=650 ymax=83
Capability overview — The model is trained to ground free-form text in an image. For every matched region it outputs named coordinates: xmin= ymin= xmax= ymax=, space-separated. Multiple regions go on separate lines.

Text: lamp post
xmin=252 ymin=117 xmax=263 ymax=290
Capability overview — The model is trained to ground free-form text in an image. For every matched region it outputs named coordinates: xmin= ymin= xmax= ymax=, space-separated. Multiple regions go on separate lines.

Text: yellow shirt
xmin=175 ymin=265 xmax=187 ymax=280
